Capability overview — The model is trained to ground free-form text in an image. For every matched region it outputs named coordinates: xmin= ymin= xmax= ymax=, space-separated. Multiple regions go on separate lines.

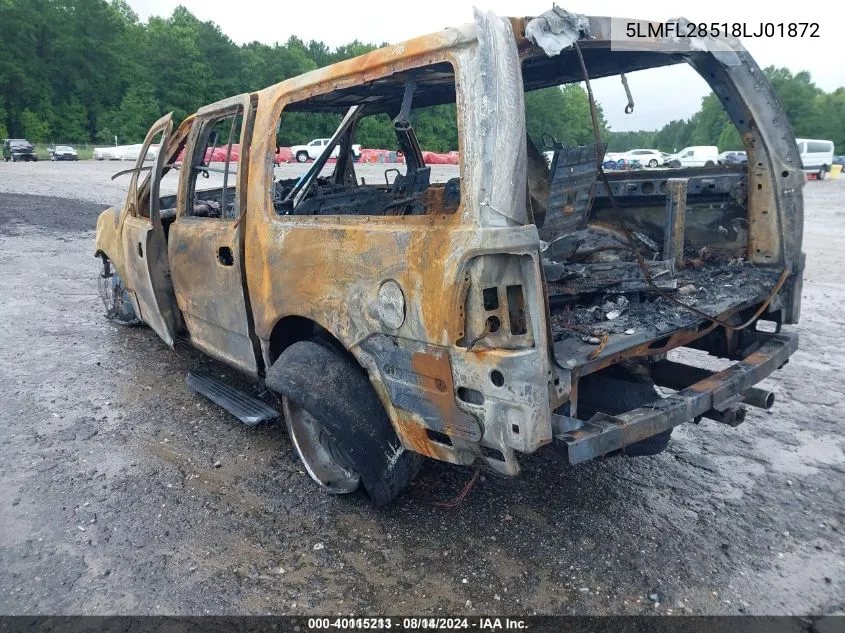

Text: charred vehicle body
xmin=95 ymin=9 xmax=804 ymax=506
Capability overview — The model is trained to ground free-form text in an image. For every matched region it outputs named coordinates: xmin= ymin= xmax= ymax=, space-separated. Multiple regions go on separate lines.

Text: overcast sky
xmin=126 ymin=0 xmax=844 ymax=131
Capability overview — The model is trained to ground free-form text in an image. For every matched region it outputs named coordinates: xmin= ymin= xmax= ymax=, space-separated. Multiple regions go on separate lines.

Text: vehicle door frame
xmin=118 ymin=113 xmax=184 ymax=347
xmin=167 ymin=93 xmax=262 ymax=376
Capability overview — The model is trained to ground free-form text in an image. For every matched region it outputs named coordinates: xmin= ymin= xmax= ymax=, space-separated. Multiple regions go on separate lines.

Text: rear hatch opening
xmin=541 ymin=157 xmax=783 ymax=373
xmin=535 ymin=150 xmax=797 ymax=462
xmin=512 ymin=9 xmax=802 ymax=444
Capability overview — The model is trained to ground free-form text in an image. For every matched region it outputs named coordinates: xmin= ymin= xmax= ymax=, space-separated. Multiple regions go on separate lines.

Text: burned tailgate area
xmin=542 ymin=163 xmax=781 ymax=362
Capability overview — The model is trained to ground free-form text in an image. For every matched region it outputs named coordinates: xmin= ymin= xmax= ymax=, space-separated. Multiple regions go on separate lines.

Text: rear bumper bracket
xmin=553 ymin=332 xmax=798 ymax=464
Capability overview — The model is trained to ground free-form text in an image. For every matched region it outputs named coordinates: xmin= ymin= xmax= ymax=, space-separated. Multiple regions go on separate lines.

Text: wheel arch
xmin=267 ymin=314 xmax=357 ymax=367
xmin=264 ymin=314 xmax=417 ymax=449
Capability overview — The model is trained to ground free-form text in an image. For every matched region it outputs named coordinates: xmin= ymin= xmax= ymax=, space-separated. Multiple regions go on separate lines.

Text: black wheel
xmin=669 ymin=159 xmax=681 ymax=168
xmin=818 ymin=168 xmax=827 ymax=181
xmin=98 ymin=259 xmax=140 ymax=326
xmin=295 ymin=151 xmax=309 ymax=163
xmin=576 ymin=370 xmax=673 ymax=457
xmin=648 ymin=159 xmax=658 ymax=168
xmin=266 ymin=340 xmax=421 ymax=507
xmin=704 ymin=160 xmax=714 ymax=167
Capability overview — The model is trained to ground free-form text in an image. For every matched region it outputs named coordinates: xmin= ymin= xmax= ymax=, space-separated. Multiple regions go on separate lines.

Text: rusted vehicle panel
xmin=95 ymin=8 xmax=803 ymax=506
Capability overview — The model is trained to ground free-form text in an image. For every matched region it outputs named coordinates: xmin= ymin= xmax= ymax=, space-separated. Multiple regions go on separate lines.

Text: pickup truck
xmin=290 ymin=138 xmax=362 ymax=163
xmin=3 ymin=138 xmax=38 ymax=162
xmin=95 ymin=9 xmax=804 ymax=507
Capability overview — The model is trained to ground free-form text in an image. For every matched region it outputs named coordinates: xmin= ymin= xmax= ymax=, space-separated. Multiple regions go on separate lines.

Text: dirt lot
xmin=0 ymin=161 xmax=842 ymax=616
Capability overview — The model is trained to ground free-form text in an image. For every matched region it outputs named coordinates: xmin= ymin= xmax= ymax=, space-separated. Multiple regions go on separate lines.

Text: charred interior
xmin=272 ymin=63 xmax=461 ymax=219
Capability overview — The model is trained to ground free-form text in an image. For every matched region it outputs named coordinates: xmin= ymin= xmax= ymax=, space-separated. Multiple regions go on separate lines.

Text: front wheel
xmin=295 ymin=151 xmax=309 ymax=163
xmin=98 ymin=258 xmax=140 ymax=326
xmin=648 ymin=159 xmax=658 ymax=168
xmin=266 ymin=340 xmax=421 ymax=507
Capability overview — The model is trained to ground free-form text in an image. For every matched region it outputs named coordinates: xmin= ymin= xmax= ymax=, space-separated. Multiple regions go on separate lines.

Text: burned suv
xmin=3 ymin=138 xmax=38 ymax=162
xmin=95 ymin=9 xmax=804 ymax=506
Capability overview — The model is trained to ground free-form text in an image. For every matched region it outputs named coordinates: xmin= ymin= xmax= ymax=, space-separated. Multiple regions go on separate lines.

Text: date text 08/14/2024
xmin=306 ymin=617 xmax=528 ymax=630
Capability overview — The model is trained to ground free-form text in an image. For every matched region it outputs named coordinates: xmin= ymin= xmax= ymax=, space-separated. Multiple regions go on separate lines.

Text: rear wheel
xmin=266 ymin=340 xmax=421 ymax=507
xmin=295 ymin=151 xmax=309 ymax=163
xmin=704 ymin=160 xmax=715 ymax=167
xmin=818 ymin=167 xmax=827 ymax=181
xmin=282 ymin=397 xmax=361 ymax=494
xmin=648 ymin=159 xmax=658 ymax=167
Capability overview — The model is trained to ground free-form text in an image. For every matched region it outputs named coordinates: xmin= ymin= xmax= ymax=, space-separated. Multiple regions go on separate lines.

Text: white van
xmin=663 ymin=145 xmax=719 ymax=168
xmin=796 ymin=138 xmax=834 ymax=179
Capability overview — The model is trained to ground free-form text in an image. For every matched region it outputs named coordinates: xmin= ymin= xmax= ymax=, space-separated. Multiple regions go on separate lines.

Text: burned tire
xmin=98 ymin=259 xmax=140 ymax=326
xmin=295 ymin=151 xmax=309 ymax=163
xmin=266 ymin=340 xmax=421 ymax=507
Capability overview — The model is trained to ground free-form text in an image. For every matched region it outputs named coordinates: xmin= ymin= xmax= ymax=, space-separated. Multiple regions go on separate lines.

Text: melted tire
xmin=266 ymin=340 xmax=421 ymax=507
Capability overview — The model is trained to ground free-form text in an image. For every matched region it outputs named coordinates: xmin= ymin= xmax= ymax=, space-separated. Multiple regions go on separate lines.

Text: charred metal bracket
xmin=663 ymin=178 xmax=688 ymax=270
xmin=359 ymin=334 xmax=483 ymax=442
xmin=540 ymin=143 xmax=606 ymax=240
xmin=555 ymin=332 xmax=797 ymax=464
xmin=392 ymin=73 xmax=418 ymax=132
xmin=620 ymin=73 xmax=634 ymax=114
xmin=111 ymin=165 xmax=153 ymax=181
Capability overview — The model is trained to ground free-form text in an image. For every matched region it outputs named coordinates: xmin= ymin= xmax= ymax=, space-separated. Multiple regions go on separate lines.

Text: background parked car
xmin=49 ymin=145 xmax=79 ymax=161
xmin=622 ymin=148 xmax=663 ymax=167
xmin=663 ymin=145 xmax=719 ymax=168
xmin=718 ymin=150 xmax=748 ymax=166
xmin=290 ymin=138 xmax=362 ymax=163
xmin=3 ymin=138 xmax=38 ymax=162
xmin=796 ymin=138 xmax=835 ymax=180
xmin=833 ymin=155 xmax=845 ymax=169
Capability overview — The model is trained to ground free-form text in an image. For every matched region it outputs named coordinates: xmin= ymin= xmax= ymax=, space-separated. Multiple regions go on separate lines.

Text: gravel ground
xmin=0 ymin=161 xmax=843 ymax=616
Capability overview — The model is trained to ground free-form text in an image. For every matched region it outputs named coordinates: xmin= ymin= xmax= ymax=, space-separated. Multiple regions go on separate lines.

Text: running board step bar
xmin=553 ymin=332 xmax=798 ymax=465
xmin=186 ymin=371 xmax=279 ymax=426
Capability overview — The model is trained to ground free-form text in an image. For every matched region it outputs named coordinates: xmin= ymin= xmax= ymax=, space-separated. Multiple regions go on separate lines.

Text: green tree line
xmin=0 ymin=0 xmax=605 ymax=153
xmin=607 ymin=68 xmax=844 ymax=154
xmin=7 ymin=1 xmax=835 ymax=157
